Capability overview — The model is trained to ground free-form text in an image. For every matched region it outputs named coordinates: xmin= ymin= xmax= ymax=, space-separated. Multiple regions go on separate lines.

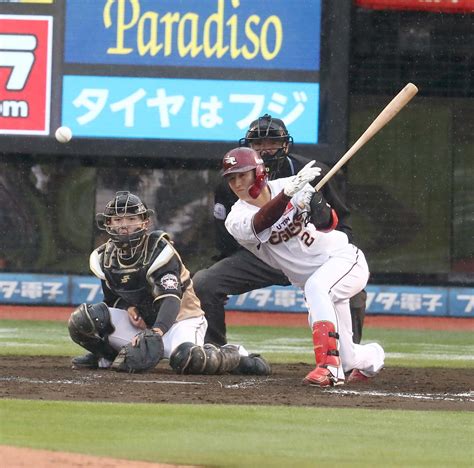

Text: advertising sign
xmin=0 ymin=15 xmax=52 ymax=134
xmin=62 ymin=75 xmax=319 ymax=143
xmin=0 ymin=273 xmax=68 ymax=304
xmin=0 ymin=273 xmax=472 ymax=318
xmin=64 ymin=0 xmax=321 ymax=71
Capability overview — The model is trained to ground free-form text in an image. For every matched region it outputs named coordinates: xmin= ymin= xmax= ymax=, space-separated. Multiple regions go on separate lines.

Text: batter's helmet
xmin=221 ymin=147 xmax=268 ymax=199
xmin=96 ymin=191 xmax=154 ymax=249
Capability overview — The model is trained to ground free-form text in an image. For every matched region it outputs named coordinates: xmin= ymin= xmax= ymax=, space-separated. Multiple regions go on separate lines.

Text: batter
xmin=223 ymin=147 xmax=385 ymax=386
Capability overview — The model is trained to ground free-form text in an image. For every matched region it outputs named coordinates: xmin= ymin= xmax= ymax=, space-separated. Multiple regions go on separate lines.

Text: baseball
xmin=55 ymin=126 xmax=72 ymax=143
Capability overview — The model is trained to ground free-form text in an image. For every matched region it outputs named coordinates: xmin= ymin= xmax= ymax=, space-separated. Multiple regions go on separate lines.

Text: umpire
xmin=193 ymin=114 xmax=366 ymax=346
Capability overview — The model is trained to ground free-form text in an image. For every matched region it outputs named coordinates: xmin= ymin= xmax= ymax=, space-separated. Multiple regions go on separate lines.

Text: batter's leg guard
xmin=303 ymin=320 xmax=344 ymax=387
xmin=68 ymin=303 xmax=118 ymax=367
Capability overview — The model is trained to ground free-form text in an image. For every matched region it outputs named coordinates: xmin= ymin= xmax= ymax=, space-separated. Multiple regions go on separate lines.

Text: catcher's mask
xmin=96 ymin=191 xmax=154 ymax=252
xmin=221 ymin=147 xmax=267 ymax=199
xmin=239 ymin=113 xmax=293 ymax=178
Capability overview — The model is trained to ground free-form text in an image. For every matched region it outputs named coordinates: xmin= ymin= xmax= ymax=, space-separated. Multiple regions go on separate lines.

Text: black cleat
xmin=231 ymin=354 xmax=272 ymax=376
xmin=71 ymin=353 xmax=99 ymax=370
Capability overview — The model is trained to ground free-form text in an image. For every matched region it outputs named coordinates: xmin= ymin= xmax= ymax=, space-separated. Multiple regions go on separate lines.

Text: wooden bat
xmin=315 ymin=82 xmax=418 ymax=191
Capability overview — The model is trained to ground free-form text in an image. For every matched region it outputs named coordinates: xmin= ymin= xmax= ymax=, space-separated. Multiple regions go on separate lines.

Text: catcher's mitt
xmin=111 ymin=329 xmax=164 ymax=373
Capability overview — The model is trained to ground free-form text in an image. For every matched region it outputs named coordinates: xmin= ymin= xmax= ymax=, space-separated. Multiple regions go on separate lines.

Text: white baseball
xmin=55 ymin=126 xmax=72 ymax=143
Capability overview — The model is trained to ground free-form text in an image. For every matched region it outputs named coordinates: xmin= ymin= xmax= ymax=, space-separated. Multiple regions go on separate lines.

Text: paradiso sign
xmin=103 ymin=0 xmax=285 ymax=62
xmin=64 ymin=0 xmax=321 ymax=70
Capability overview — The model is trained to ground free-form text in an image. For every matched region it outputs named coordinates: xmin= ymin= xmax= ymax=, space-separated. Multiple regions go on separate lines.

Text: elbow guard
xmin=309 ymin=192 xmax=338 ymax=232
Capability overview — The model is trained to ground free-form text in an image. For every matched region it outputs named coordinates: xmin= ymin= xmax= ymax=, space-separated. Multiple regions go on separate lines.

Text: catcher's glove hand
xmin=111 ymin=329 xmax=164 ymax=373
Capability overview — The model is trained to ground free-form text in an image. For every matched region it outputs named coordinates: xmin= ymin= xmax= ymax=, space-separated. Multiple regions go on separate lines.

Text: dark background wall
xmin=0 ymin=7 xmax=472 ymax=286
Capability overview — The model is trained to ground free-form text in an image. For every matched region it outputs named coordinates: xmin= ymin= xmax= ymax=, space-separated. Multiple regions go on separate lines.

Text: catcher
xmin=68 ymin=191 xmax=270 ymax=375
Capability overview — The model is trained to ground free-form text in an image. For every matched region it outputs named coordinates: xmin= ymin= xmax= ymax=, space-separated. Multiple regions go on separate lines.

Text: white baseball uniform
xmin=106 ymin=308 xmax=208 ymax=359
xmin=226 ymin=178 xmax=384 ymax=375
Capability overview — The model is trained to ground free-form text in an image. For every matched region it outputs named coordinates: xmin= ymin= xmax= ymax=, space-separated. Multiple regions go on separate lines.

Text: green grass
xmin=1 ymin=319 xmax=473 ymax=467
xmin=1 ymin=399 xmax=473 ymax=468
xmin=1 ymin=319 xmax=472 ymax=368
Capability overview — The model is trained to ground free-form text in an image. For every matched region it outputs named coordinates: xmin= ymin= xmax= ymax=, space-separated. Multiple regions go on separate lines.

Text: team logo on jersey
xmin=160 ymin=273 xmax=179 ymax=290
xmin=121 ymin=275 xmax=130 ymax=283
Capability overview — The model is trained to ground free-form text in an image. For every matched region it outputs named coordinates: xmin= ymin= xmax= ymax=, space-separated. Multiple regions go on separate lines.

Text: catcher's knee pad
xmin=68 ymin=303 xmax=116 ymax=360
xmin=170 ymin=342 xmax=206 ymax=374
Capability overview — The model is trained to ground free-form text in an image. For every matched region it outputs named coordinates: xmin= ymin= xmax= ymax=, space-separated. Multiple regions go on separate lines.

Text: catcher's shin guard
xmin=169 ymin=343 xmax=241 ymax=375
xmin=303 ymin=320 xmax=344 ymax=387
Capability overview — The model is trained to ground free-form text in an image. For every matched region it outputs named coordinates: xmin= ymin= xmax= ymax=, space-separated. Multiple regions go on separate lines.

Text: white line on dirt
xmin=125 ymin=380 xmax=206 ymax=385
xmin=324 ymin=388 xmax=474 ymax=402
xmin=1 ymin=376 xmax=472 ymax=402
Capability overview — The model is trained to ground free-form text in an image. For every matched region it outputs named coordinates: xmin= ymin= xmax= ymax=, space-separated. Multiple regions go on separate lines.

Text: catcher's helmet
xmin=239 ymin=114 xmax=293 ymax=177
xmin=222 ymin=147 xmax=267 ymax=199
xmin=96 ymin=191 xmax=154 ymax=249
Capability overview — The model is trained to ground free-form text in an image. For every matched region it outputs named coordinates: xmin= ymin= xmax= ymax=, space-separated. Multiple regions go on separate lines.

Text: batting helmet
xmin=96 ymin=191 xmax=154 ymax=249
xmin=221 ymin=147 xmax=268 ymax=199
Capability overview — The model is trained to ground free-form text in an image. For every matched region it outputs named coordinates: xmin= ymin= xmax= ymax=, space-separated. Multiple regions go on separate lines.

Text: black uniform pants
xmin=192 ymin=249 xmax=366 ymax=346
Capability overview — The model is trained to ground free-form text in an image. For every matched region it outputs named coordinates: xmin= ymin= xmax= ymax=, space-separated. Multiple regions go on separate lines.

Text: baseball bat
xmin=315 ymin=82 xmax=418 ymax=191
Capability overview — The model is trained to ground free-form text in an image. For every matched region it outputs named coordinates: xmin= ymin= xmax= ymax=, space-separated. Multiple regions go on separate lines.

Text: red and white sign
xmin=0 ymin=15 xmax=53 ymax=135
xmin=356 ymin=0 xmax=474 ymax=13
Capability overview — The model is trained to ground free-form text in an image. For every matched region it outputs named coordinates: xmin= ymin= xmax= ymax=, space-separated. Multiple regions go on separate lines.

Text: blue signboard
xmin=448 ymin=288 xmax=474 ymax=318
xmin=226 ymin=284 xmax=474 ymax=318
xmin=64 ymin=0 xmax=321 ymax=71
xmin=365 ymin=285 xmax=447 ymax=317
xmin=0 ymin=273 xmax=69 ymax=305
xmin=71 ymin=276 xmax=103 ymax=304
xmin=2 ymin=272 xmax=471 ymax=318
xmin=62 ymin=75 xmax=319 ymax=142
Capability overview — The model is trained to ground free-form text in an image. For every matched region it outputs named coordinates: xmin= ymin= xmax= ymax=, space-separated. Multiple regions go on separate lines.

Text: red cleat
xmin=303 ymin=366 xmax=344 ymax=387
xmin=347 ymin=369 xmax=369 ymax=383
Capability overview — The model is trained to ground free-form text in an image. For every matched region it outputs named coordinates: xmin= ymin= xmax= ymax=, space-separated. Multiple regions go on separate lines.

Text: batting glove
xmin=295 ymin=185 xmax=316 ymax=210
xmin=283 ymin=161 xmax=322 ymax=197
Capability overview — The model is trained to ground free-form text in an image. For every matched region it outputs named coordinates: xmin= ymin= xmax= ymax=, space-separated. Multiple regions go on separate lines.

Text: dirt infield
xmin=1 ymin=356 xmax=472 ymax=412
xmin=0 ymin=445 xmax=195 ymax=468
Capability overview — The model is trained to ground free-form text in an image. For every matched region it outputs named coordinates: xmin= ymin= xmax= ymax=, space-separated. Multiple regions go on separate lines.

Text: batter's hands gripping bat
xmin=315 ymin=82 xmax=419 ymax=191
